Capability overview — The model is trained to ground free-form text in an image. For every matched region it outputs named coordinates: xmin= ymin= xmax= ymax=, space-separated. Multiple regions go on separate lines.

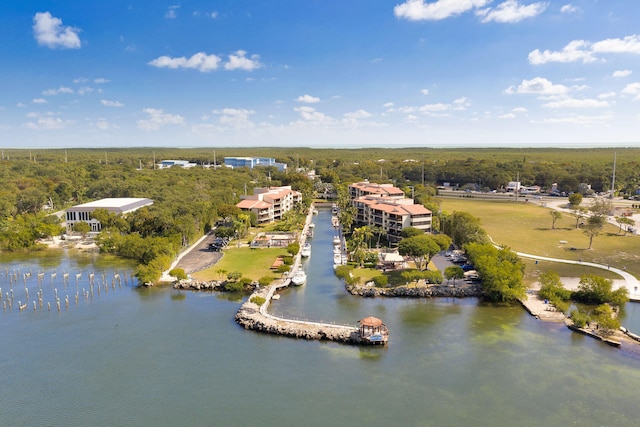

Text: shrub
xmin=258 ymin=276 xmax=275 ymax=287
xmin=282 ymin=256 xmax=294 ymax=265
xmin=169 ymin=268 xmax=188 ymax=281
xmin=224 ymin=281 xmax=245 ymax=292
xmin=569 ymin=309 xmax=590 ymax=328
xmin=422 ymin=270 xmax=443 ymax=284
xmin=238 ymin=277 xmax=253 ymax=288
xmin=334 ymin=265 xmax=353 ymax=280
xmin=250 ymin=296 xmax=266 ymax=306
xmin=372 ymin=275 xmax=388 ymax=288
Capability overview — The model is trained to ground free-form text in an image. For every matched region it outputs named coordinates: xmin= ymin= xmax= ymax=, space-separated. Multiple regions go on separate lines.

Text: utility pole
xmin=611 ymin=151 xmax=616 ymax=198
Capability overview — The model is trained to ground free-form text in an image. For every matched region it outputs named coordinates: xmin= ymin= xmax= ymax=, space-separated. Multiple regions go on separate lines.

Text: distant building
xmin=348 ymin=182 xmax=432 ymax=243
xmin=506 ymin=182 xmax=521 ymax=192
xmin=224 ymin=157 xmax=287 ymax=172
xmin=157 ymin=160 xmax=197 ymax=169
xmin=236 ymin=186 xmax=302 ymax=225
xmin=65 ymin=198 xmax=153 ymax=232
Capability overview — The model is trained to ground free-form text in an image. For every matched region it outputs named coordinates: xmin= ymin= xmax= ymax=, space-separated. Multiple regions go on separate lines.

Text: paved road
xmin=163 ymin=232 xmax=224 ymax=278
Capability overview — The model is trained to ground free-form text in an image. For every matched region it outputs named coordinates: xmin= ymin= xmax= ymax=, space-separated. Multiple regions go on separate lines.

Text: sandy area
xmin=39 ymin=236 xmax=99 ymax=251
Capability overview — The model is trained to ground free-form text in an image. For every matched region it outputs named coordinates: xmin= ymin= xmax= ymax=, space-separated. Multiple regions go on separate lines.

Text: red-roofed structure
xmin=349 ymin=182 xmax=432 ymax=243
xmin=236 ymin=186 xmax=302 ymax=224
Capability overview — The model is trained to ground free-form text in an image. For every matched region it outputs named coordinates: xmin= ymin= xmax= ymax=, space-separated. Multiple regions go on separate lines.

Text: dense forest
xmin=1 ymin=147 xmax=638 ymax=282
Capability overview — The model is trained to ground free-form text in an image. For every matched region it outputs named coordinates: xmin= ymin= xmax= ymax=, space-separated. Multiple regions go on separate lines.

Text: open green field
xmin=192 ymin=247 xmax=288 ymax=282
xmin=438 ymin=198 xmax=640 ymax=282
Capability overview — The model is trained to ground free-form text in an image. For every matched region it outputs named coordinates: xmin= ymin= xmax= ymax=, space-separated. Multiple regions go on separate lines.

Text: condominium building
xmin=349 ymin=182 xmax=432 ymax=243
xmin=65 ymin=198 xmax=153 ymax=232
xmin=236 ymin=186 xmax=302 ymax=225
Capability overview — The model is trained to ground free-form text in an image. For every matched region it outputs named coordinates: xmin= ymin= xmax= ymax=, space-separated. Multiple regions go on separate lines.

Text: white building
xmin=157 ymin=160 xmax=197 ymax=169
xmin=65 ymin=198 xmax=153 ymax=232
xmin=236 ymin=186 xmax=302 ymax=225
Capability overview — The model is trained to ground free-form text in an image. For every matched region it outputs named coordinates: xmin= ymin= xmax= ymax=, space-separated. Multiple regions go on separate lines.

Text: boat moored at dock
xmin=291 ymin=270 xmax=307 ymax=286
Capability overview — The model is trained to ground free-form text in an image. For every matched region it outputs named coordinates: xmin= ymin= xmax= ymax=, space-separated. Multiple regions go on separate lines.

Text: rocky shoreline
xmin=346 ymin=282 xmax=483 ymax=298
xmin=234 ymin=286 xmax=360 ymax=344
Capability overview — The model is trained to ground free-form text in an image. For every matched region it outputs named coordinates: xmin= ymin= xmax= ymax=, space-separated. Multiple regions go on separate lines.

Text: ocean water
xmin=2 ymin=212 xmax=640 ymax=427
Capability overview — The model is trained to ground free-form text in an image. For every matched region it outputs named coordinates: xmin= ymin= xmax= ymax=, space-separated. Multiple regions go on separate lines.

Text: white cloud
xmin=613 ymin=70 xmax=632 ymax=78
xmin=295 ymin=94 xmax=321 ymax=104
xmin=536 ymin=113 xmax=613 ymax=125
xmin=212 ymin=108 xmax=256 ymax=130
xmin=137 ymin=108 xmax=185 ymax=130
xmin=94 ymin=78 xmax=110 ymax=84
xmin=383 ymin=102 xmax=395 ymax=108
xmin=24 ymin=112 xmax=72 ymax=130
xmin=42 ymin=86 xmax=74 ymax=96
xmin=31 ymin=98 xmax=48 ymax=104
xmin=33 ymin=12 xmax=81 ymax=49
xmin=96 ymin=119 xmax=118 ymax=130
xmin=77 ymin=86 xmax=96 ymax=95
xmin=542 ymin=97 xmax=609 ymax=108
xmin=598 ymin=92 xmax=616 ymax=99
xmin=224 ymin=50 xmax=262 ymax=71
xmin=294 ymin=106 xmax=333 ymax=124
xmin=421 ymin=88 xmax=430 ymax=95
xmin=512 ymin=107 xmax=528 ymax=113
xmin=560 ymin=4 xmax=579 ymax=14
xmin=344 ymin=110 xmax=372 ymax=120
xmin=528 ymin=40 xmax=596 ymax=65
xmin=497 ymin=113 xmax=516 ymax=119
xmin=505 ymin=77 xmax=569 ymax=95
xmin=101 ymin=99 xmax=124 ymax=107
xmin=149 ymin=52 xmax=222 ymax=72
xmin=477 ymin=0 xmax=548 ymax=24
xmin=394 ymin=0 xmax=490 ymax=21
xmin=166 ymin=6 xmax=180 ymax=19
xmin=622 ymin=82 xmax=640 ymax=100
xmin=592 ymin=35 xmax=640 ymax=54
xmin=529 ymin=35 xmax=640 ymax=65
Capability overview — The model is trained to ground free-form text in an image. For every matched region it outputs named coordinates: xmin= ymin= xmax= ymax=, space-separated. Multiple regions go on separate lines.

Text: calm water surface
xmin=2 ymin=213 xmax=640 ymax=427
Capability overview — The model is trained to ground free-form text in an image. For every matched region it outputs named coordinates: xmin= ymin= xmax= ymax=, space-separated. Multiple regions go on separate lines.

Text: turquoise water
xmin=2 ymin=214 xmax=640 ymax=427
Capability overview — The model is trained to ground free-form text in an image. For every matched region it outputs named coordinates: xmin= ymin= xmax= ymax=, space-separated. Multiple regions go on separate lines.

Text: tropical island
xmin=1 ymin=147 xmax=639 ymax=345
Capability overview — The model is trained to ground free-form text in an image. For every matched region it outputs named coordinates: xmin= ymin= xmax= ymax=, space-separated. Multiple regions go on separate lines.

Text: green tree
xmin=568 ymin=192 xmax=583 ymax=207
xmin=72 ymin=221 xmax=91 ymax=237
xmin=443 ymin=211 xmax=488 ymax=247
xmin=398 ymin=235 xmax=440 ymax=270
xmin=465 ymin=243 xmax=526 ymax=302
xmin=583 ymin=215 xmax=606 ymax=250
xmin=615 ymin=216 xmax=635 ymax=235
xmin=538 ymin=271 xmax=571 ymax=301
xmin=549 ymin=210 xmax=562 ymax=229
xmin=400 ymin=226 xmax=424 ymax=238
xmin=444 ymin=265 xmax=464 ymax=285
xmin=286 ymin=242 xmax=300 ymax=256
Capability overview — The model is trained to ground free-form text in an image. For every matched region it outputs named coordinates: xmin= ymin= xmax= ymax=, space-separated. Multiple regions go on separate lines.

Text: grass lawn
xmin=192 ymin=247 xmax=289 ymax=282
xmin=438 ymin=198 xmax=640 ymax=280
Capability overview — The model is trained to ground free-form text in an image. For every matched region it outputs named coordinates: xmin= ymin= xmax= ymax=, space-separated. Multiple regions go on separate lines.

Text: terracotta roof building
xmin=349 ymin=182 xmax=431 ymax=243
xmin=236 ymin=186 xmax=302 ymax=224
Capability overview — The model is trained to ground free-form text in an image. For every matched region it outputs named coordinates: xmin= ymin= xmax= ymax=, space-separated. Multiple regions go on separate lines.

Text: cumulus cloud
xmin=476 ymin=0 xmax=548 ymax=24
xmin=560 ymin=4 xmax=579 ymax=14
xmin=224 ymin=50 xmax=262 ymax=71
xmin=622 ymin=82 xmax=640 ymax=100
xmin=31 ymin=98 xmax=48 ymax=104
xmin=212 ymin=108 xmax=255 ymax=130
xmin=344 ymin=110 xmax=372 ymax=120
xmin=529 ymin=35 xmax=640 ymax=65
xmin=505 ymin=77 xmax=569 ymax=95
xmin=94 ymin=78 xmax=110 ymax=84
xmin=42 ymin=86 xmax=74 ymax=96
xmin=33 ymin=12 xmax=81 ymax=49
xmin=295 ymin=94 xmax=321 ymax=104
xmin=149 ymin=52 xmax=222 ymax=72
xmin=394 ymin=0 xmax=490 ymax=21
xmin=101 ymin=99 xmax=124 ymax=107
xmin=528 ymin=40 xmax=596 ymax=65
xmin=613 ymin=70 xmax=632 ymax=78
xmin=24 ymin=112 xmax=72 ymax=130
xmin=137 ymin=108 xmax=184 ymax=130
xmin=598 ymin=92 xmax=616 ymax=99
xmin=421 ymin=88 xmax=430 ymax=95
xmin=542 ymin=97 xmax=609 ymax=108
xmin=149 ymin=50 xmax=262 ymax=72
xmin=165 ymin=5 xmax=180 ymax=19
xmin=294 ymin=106 xmax=333 ymax=124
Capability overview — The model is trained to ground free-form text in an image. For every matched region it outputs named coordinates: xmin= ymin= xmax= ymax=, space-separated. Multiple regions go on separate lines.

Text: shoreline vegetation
xmin=2 ymin=147 xmax=639 ymax=348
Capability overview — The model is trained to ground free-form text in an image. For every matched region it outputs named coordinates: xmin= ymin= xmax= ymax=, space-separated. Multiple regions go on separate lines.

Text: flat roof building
xmin=65 ymin=198 xmax=153 ymax=232
xmin=224 ymin=157 xmax=287 ymax=172
xmin=157 ymin=160 xmax=197 ymax=169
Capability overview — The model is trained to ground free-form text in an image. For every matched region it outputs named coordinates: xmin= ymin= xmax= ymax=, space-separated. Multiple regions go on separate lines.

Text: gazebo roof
xmin=359 ymin=316 xmax=383 ymax=327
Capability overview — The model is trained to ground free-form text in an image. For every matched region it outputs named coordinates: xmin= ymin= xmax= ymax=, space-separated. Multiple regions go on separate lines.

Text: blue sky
xmin=2 ymin=0 xmax=640 ymax=148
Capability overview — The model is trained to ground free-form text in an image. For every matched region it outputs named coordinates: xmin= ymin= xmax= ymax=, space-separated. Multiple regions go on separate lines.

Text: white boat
xmin=291 ymin=270 xmax=307 ymax=286
xmin=333 ymin=253 xmax=342 ymax=266
xmin=301 ymin=243 xmax=311 ymax=258
xmin=272 ymin=294 xmax=281 ymax=300
xmin=333 ymin=236 xmax=341 ymax=245
xmin=333 ymin=245 xmax=341 ymax=255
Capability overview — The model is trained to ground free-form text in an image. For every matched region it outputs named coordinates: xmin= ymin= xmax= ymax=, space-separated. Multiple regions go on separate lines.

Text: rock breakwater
xmin=347 ymin=283 xmax=483 ymax=298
